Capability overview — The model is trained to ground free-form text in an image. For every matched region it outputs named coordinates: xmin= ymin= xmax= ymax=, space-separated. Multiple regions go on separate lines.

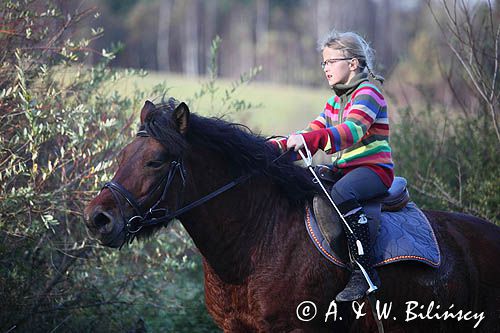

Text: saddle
xmin=307 ymin=165 xmax=440 ymax=269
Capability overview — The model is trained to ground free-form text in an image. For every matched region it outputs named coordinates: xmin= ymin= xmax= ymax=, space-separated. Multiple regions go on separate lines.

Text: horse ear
xmin=173 ymin=102 xmax=190 ymax=135
xmin=140 ymin=100 xmax=156 ymax=124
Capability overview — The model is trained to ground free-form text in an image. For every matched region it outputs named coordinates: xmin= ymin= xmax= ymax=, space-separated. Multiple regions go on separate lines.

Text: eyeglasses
xmin=321 ymin=58 xmax=352 ymax=69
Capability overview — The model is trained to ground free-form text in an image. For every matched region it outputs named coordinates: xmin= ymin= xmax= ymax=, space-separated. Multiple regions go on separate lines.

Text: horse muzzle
xmin=84 ymin=205 xmax=126 ymax=248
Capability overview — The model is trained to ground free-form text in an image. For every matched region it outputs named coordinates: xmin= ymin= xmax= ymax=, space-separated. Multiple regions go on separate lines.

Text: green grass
xmin=114 ymin=71 xmax=331 ymax=136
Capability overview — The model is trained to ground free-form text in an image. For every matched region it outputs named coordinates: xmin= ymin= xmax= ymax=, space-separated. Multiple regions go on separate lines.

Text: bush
xmin=392 ymin=0 xmax=499 ymax=224
xmin=0 ymin=1 xmax=220 ymax=331
xmin=393 ymin=106 xmax=499 ymax=224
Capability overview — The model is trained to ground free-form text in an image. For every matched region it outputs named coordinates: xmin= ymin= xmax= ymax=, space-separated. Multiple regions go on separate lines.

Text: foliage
xmin=393 ymin=0 xmax=499 ymax=224
xmin=393 ymin=106 xmax=500 ymax=223
xmin=0 ymin=1 xmax=221 ymax=331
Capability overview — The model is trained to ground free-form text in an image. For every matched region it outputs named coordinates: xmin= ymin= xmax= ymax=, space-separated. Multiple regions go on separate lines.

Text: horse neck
xmin=178 ymin=149 xmax=299 ymax=283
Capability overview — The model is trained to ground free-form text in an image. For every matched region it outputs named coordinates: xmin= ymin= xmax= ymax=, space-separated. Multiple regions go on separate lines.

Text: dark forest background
xmin=90 ymin=0 xmax=427 ymax=85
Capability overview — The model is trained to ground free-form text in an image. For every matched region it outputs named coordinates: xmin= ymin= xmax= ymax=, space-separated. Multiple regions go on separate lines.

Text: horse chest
xmin=202 ymin=262 xmax=262 ymax=330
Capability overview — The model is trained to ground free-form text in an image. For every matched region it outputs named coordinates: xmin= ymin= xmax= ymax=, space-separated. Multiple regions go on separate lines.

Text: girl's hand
xmin=286 ymin=134 xmax=305 ymax=151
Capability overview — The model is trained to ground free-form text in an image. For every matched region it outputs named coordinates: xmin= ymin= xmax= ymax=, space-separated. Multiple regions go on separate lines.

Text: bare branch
xmin=487 ymin=0 xmax=496 ymax=41
xmin=43 ymin=6 xmax=97 ymax=54
xmin=447 ymin=30 xmax=500 ymax=141
xmin=436 ymin=56 xmax=471 ymax=123
xmin=14 ymin=247 xmax=92 ymax=330
xmin=461 ymin=0 xmax=491 ymax=96
xmin=34 ymin=300 xmax=132 ymax=314
xmin=491 ymin=25 xmax=499 ymax=101
xmin=433 ymin=0 xmax=500 ymax=142
xmin=412 ymin=172 xmax=482 ymax=217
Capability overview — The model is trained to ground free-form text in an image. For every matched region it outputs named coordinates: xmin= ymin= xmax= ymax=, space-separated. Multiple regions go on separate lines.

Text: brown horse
xmin=84 ymin=100 xmax=500 ymax=332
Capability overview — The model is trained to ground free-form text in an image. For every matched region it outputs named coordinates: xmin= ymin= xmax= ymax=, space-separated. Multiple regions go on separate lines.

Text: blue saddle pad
xmin=305 ymin=202 xmax=441 ymax=268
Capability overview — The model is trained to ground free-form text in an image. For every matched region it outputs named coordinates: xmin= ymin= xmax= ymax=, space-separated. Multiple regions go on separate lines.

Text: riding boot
xmin=335 ymin=199 xmax=380 ymax=302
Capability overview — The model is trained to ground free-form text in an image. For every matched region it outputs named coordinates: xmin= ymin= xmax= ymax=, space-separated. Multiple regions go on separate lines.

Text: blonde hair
xmin=319 ymin=30 xmax=377 ymax=79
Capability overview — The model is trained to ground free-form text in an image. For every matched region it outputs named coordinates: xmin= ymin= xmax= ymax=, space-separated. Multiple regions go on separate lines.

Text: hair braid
xmin=366 ymin=64 xmax=377 ymax=80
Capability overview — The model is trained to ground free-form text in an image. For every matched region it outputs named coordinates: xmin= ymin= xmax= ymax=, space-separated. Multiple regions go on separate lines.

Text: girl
xmin=274 ymin=30 xmax=394 ymax=302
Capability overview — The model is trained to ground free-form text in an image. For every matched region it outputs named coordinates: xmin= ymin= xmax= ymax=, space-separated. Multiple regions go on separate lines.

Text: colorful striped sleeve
xmin=297 ymin=103 xmax=330 ymax=134
xmin=300 ymin=86 xmax=385 ymax=155
xmin=269 ymin=101 xmax=331 ymax=152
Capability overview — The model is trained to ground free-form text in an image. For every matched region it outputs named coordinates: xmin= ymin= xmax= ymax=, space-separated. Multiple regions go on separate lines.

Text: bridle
xmin=102 ymin=130 xmax=290 ymax=248
xmin=102 ymin=130 xmax=189 ymax=247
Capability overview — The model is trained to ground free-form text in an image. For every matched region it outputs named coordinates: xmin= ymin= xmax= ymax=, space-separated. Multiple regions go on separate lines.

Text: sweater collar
xmin=331 ymin=72 xmax=385 ymax=97
xmin=331 ymin=72 xmax=369 ymax=97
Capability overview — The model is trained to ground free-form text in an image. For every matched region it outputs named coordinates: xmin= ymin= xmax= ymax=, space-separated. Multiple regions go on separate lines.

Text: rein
xmin=102 ymin=131 xmax=290 ymax=248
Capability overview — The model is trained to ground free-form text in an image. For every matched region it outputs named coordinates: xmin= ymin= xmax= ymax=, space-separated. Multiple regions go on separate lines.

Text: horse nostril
xmin=93 ymin=211 xmax=113 ymax=230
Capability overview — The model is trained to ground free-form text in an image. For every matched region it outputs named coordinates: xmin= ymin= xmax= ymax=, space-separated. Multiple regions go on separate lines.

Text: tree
xmin=157 ymin=0 xmax=173 ymax=71
xmin=183 ymin=0 xmax=200 ymax=75
xmin=255 ymin=0 xmax=269 ymax=72
xmin=429 ymin=0 xmax=500 ymax=143
xmin=203 ymin=0 xmax=218 ymax=75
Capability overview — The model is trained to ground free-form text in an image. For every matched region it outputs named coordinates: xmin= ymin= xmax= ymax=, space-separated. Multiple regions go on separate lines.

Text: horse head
xmin=84 ymin=99 xmax=190 ymax=248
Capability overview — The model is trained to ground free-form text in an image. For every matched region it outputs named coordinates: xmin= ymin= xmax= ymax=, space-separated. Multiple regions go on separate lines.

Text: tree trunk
xmin=157 ymin=0 xmax=173 ymax=71
xmin=255 ymin=0 xmax=269 ymax=79
xmin=203 ymin=0 xmax=218 ymax=75
xmin=184 ymin=0 xmax=199 ymax=75
xmin=316 ymin=0 xmax=331 ymax=41
xmin=239 ymin=5 xmax=254 ymax=75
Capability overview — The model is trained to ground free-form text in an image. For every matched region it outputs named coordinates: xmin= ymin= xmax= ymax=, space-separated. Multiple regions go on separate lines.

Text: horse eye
xmin=145 ymin=160 xmax=165 ymax=168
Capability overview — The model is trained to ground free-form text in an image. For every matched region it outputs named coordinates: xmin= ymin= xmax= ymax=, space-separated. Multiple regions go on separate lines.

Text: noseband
xmin=102 ymin=130 xmax=290 ymax=248
xmin=102 ymin=130 xmax=188 ymax=246
xmin=103 ymin=166 xmax=187 ymax=245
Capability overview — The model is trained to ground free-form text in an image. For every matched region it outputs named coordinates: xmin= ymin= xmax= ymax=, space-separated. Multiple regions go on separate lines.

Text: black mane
xmin=142 ymin=103 xmax=318 ymax=205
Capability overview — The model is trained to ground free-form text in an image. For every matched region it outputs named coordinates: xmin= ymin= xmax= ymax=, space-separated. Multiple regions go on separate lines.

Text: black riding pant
xmin=330 ymin=167 xmax=389 ymax=210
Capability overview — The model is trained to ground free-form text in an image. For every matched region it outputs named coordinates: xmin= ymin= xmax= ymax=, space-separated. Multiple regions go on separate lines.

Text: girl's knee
xmin=331 ymin=183 xmax=357 ymax=205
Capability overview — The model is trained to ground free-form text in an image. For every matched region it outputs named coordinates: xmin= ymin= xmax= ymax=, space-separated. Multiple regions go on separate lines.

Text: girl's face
xmin=322 ymin=47 xmax=358 ymax=86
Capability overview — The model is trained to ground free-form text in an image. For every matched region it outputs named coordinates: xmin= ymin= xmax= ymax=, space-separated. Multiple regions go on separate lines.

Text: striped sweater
xmin=275 ymin=73 xmax=394 ymax=187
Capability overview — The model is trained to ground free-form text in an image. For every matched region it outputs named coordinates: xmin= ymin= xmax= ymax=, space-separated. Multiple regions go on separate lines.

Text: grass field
xmin=115 ymin=71 xmax=331 ymax=136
